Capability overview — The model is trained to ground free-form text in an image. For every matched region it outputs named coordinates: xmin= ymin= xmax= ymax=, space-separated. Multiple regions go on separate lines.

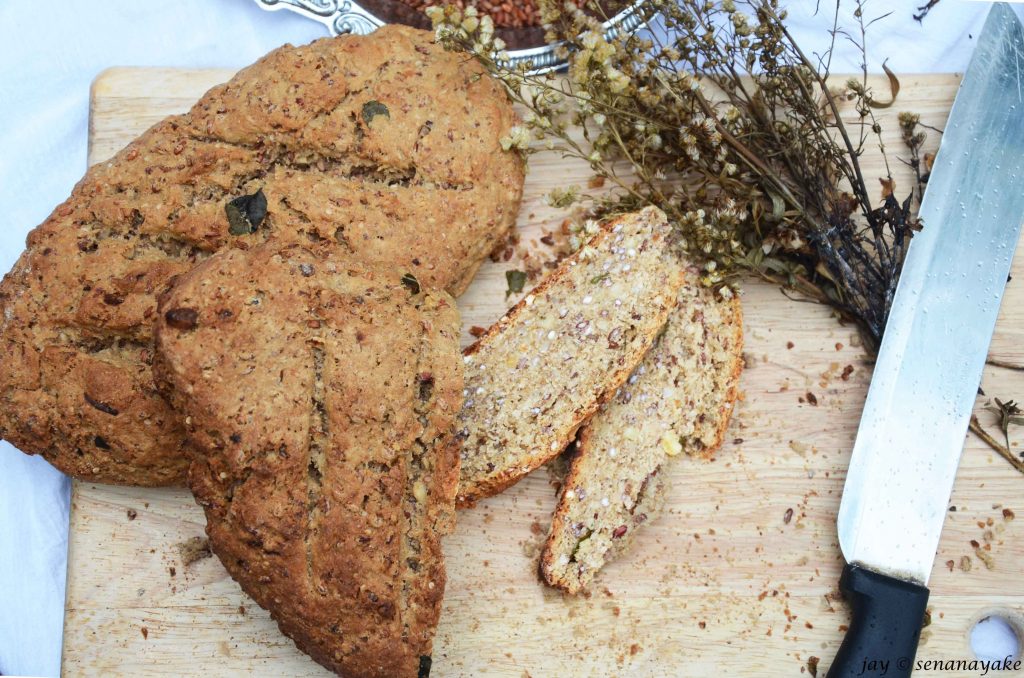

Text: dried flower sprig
xmin=430 ymin=0 xmax=926 ymax=352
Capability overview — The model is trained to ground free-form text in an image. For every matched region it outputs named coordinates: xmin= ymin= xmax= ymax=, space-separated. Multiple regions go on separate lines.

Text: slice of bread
xmin=540 ymin=273 xmax=743 ymax=593
xmin=455 ymin=207 xmax=686 ymax=507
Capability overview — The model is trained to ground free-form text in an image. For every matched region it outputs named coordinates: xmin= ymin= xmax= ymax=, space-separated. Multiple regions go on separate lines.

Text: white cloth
xmin=0 ymin=4 xmax=322 ymax=676
xmin=0 ymin=1 xmax=993 ymax=676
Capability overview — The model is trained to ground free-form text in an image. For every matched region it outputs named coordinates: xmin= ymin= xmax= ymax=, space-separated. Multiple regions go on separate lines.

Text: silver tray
xmin=253 ymin=0 xmax=646 ymax=72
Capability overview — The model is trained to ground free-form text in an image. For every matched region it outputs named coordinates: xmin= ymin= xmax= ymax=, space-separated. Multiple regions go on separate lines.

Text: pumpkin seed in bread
xmin=540 ymin=276 xmax=743 ymax=593
xmin=0 ymin=25 xmax=523 ymax=486
xmin=154 ymin=243 xmax=462 ymax=678
xmin=456 ymin=207 xmax=686 ymax=506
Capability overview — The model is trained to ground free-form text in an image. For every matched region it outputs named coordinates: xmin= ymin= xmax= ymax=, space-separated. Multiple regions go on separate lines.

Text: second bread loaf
xmin=154 ymin=243 xmax=463 ymax=677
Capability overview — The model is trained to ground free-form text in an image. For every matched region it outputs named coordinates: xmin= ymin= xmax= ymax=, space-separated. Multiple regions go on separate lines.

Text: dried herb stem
xmin=986 ymin=358 xmax=1024 ymax=372
xmin=431 ymin=0 xmax=928 ymax=350
xmin=970 ymin=415 xmax=1024 ymax=475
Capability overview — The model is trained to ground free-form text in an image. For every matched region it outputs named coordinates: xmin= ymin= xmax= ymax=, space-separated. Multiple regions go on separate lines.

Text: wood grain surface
xmin=59 ymin=67 xmax=1024 ymax=677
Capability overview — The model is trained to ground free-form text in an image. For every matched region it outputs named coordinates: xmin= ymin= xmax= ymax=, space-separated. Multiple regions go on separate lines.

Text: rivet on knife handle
xmin=826 ymin=564 xmax=929 ymax=678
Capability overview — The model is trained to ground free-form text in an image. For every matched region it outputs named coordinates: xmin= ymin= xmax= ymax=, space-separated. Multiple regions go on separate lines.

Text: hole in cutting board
xmin=970 ymin=612 xmax=1022 ymax=662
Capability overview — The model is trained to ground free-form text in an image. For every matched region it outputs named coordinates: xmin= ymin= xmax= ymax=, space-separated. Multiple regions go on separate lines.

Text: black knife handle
xmin=826 ymin=563 xmax=930 ymax=678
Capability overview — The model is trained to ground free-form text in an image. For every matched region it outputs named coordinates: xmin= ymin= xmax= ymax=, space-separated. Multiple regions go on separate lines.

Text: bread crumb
xmin=177 ymin=536 xmax=212 ymax=567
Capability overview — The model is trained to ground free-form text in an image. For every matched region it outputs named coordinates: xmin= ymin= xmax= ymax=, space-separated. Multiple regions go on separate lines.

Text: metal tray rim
xmin=253 ymin=0 xmax=645 ymax=72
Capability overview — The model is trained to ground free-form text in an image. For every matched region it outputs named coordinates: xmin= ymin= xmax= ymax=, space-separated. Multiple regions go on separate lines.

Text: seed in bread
xmin=540 ymin=275 xmax=743 ymax=593
xmin=154 ymin=243 xmax=463 ymax=678
xmin=0 ymin=25 xmax=524 ymax=486
xmin=455 ymin=206 xmax=686 ymax=506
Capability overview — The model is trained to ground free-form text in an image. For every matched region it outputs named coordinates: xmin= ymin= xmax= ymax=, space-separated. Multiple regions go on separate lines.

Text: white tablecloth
xmin=0 ymin=2 xmax=1001 ymax=676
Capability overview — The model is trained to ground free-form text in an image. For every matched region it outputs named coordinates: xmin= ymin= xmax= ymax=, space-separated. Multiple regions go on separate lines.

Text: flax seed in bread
xmin=0 ymin=25 xmax=523 ymax=486
xmin=540 ymin=275 xmax=743 ymax=593
xmin=154 ymin=243 xmax=462 ymax=677
xmin=455 ymin=207 xmax=686 ymax=507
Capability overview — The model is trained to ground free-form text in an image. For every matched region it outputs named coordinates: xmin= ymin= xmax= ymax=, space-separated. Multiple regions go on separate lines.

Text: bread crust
xmin=694 ymin=295 xmax=744 ymax=458
xmin=0 ymin=25 xmax=523 ymax=485
xmin=455 ymin=207 xmax=685 ymax=507
xmin=540 ymin=280 xmax=744 ymax=593
xmin=155 ymin=242 xmax=462 ymax=677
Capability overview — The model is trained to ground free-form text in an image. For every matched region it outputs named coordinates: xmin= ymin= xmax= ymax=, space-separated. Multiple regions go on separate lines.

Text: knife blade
xmin=827 ymin=4 xmax=1024 ymax=677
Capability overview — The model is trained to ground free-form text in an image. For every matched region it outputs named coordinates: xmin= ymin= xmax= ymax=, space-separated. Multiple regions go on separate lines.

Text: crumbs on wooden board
xmin=490 ymin=218 xmax=575 ymax=283
xmin=176 ymin=536 xmax=213 ymax=567
xmin=944 ymin=506 xmax=1015 ymax=573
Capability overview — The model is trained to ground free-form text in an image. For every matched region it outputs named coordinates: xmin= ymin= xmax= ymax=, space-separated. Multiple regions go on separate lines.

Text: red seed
xmin=164 ymin=307 xmax=198 ymax=331
xmin=401 ymin=0 xmax=587 ymax=28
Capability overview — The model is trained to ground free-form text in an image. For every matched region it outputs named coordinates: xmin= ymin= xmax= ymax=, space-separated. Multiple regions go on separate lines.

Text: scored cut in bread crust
xmin=455 ymin=206 xmax=686 ymax=507
xmin=540 ymin=273 xmax=744 ymax=593
xmin=154 ymin=243 xmax=462 ymax=677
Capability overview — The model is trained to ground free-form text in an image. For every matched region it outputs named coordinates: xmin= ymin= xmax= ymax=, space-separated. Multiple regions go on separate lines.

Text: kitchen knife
xmin=827 ymin=4 xmax=1024 ymax=677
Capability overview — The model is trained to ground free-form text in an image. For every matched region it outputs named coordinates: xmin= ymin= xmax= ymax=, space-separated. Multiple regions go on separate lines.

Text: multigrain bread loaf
xmin=0 ymin=25 xmax=523 ymax=486
xmin=540 ymin=275 xmax=743 ymax=593
xmin=154 ymin=243 xmax=462 ymax=677
xmin=455 ymin=207 xmax=686 ymax=506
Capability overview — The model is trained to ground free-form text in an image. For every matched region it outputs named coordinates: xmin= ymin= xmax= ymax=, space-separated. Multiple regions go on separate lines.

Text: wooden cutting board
xmin=62 ymin=68 xmax=1024 ymax=677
